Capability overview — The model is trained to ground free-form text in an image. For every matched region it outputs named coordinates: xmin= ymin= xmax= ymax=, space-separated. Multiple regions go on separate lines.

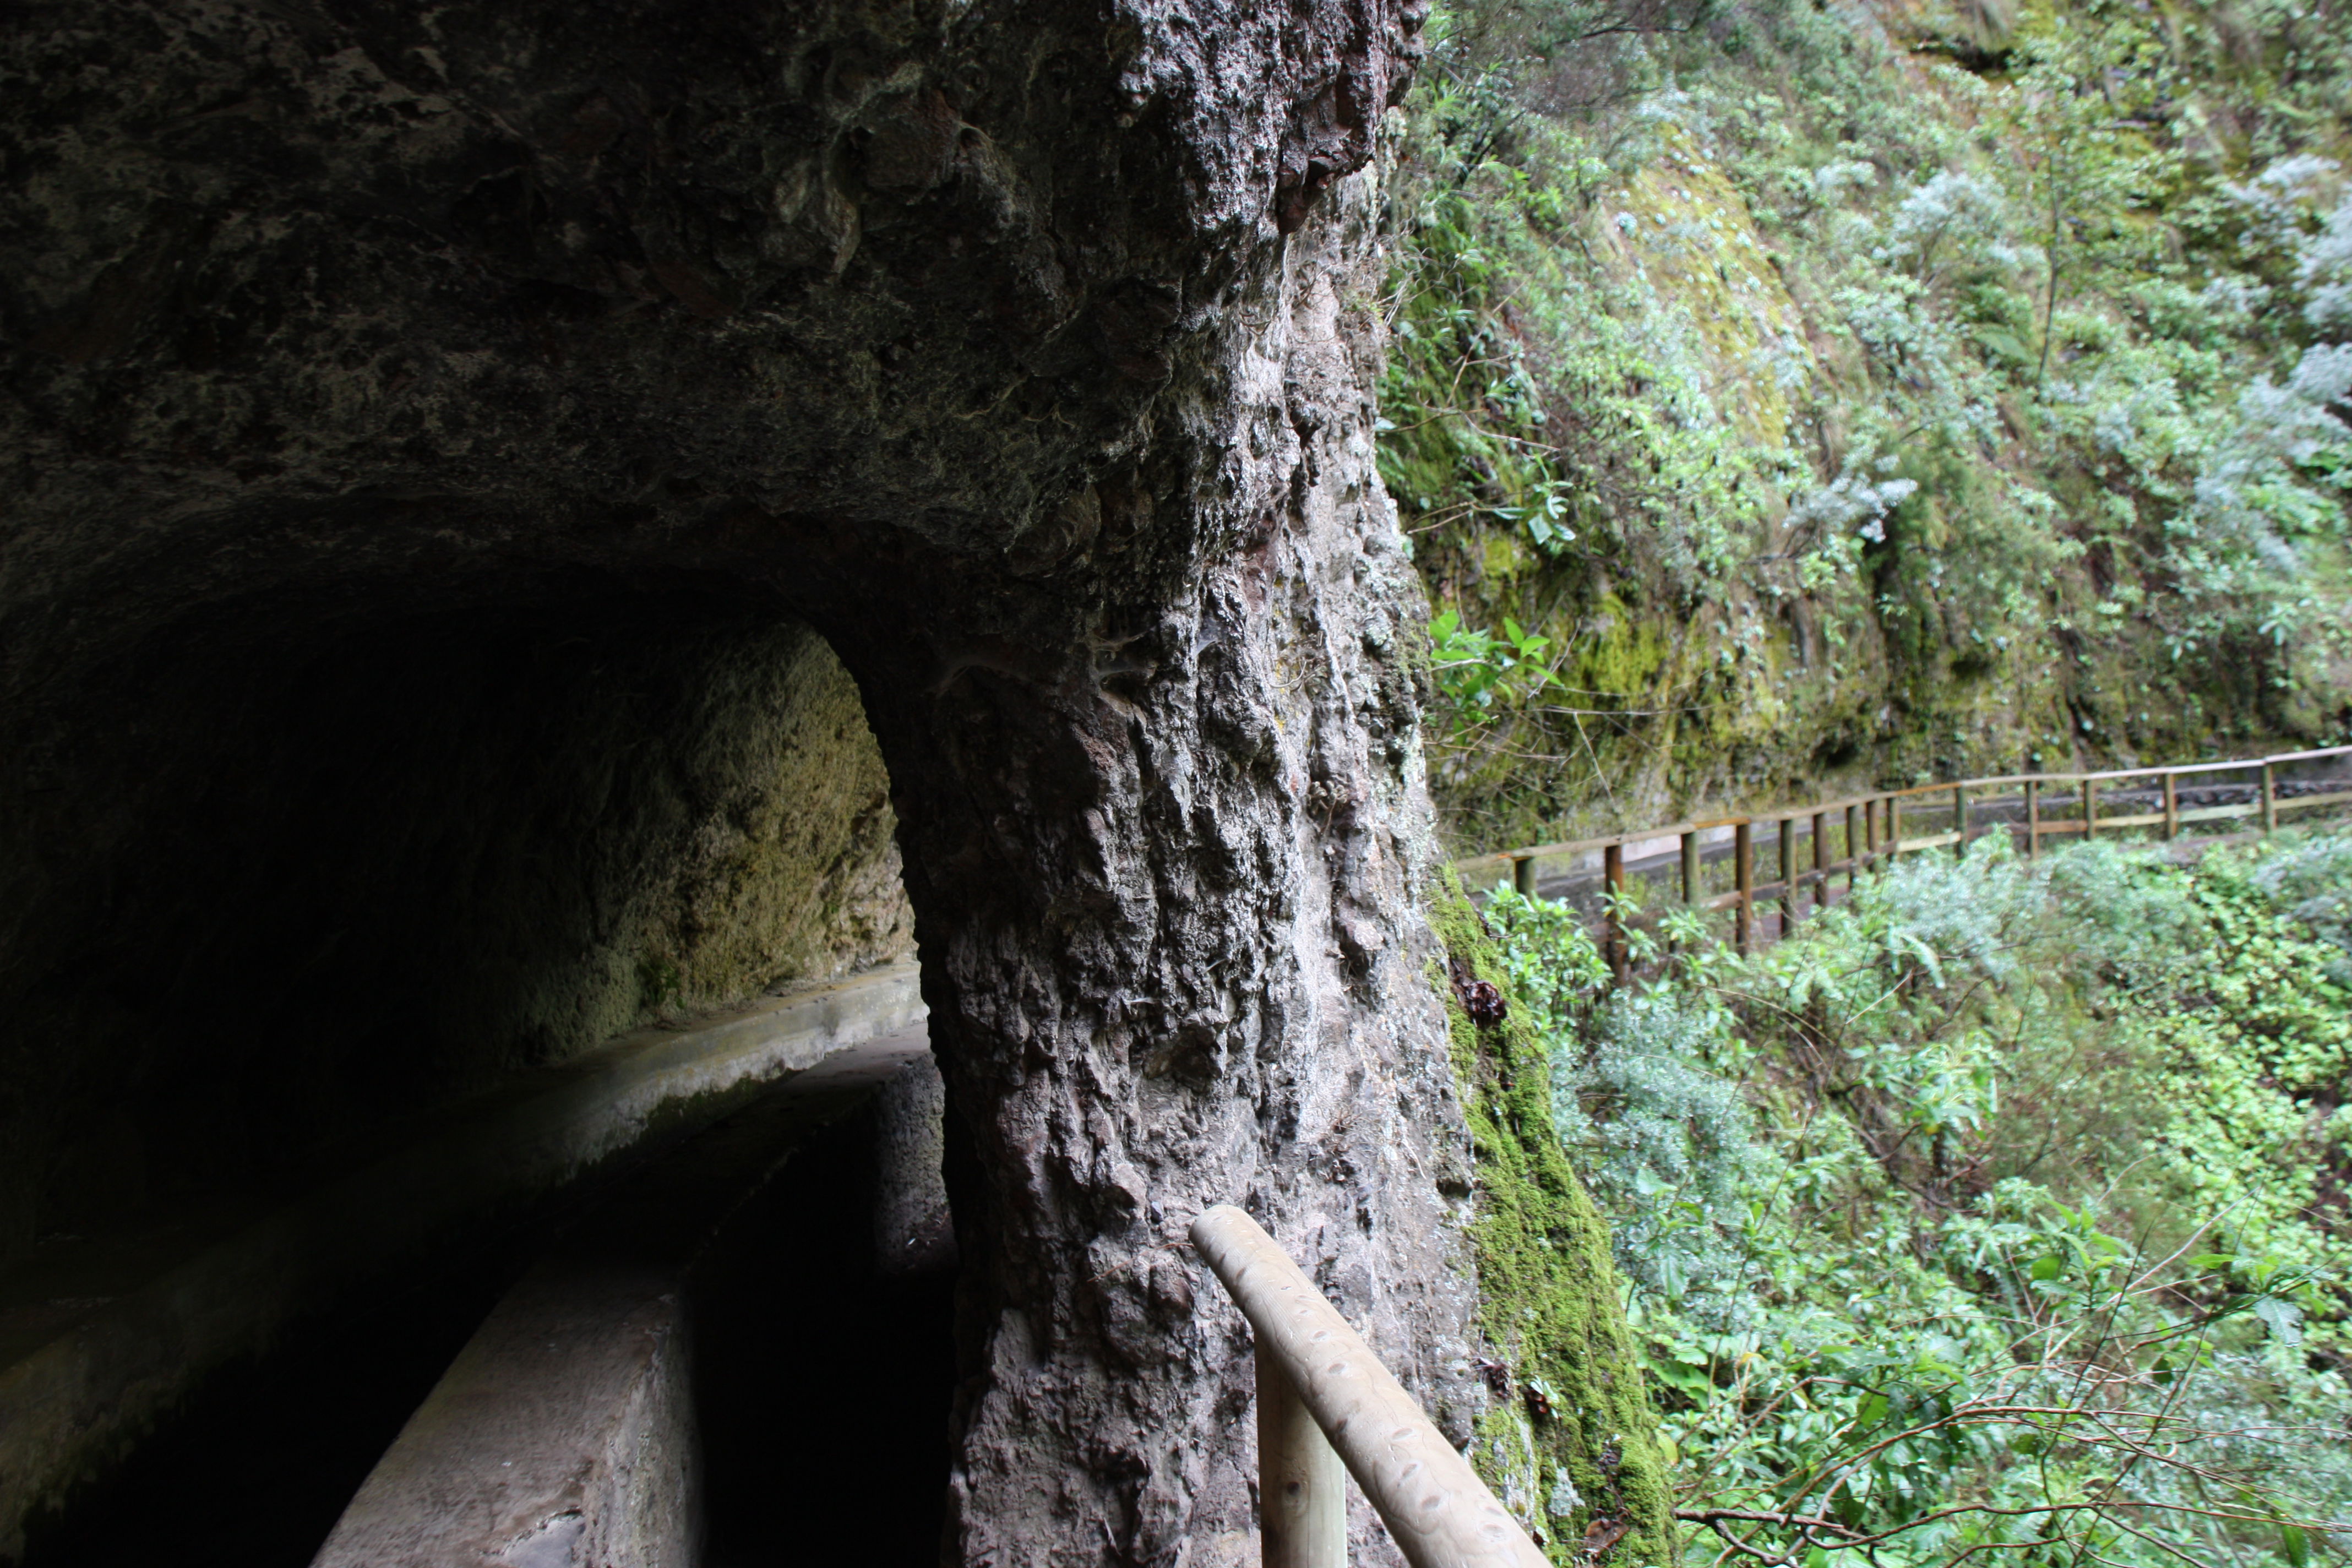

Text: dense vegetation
xmin=1387 ymin=3 xmax=2352 ymax=1562
xmin=1479 ymin=827 xmax=2352 ymax=1568
xmin=1384 ymin=0 xmax=2352 ymax=847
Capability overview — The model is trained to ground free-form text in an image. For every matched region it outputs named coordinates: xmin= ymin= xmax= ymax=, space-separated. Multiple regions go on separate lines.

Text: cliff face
xmin=2 ymin=1 xmax=1493 ymax=1559
xmin=1382 ymin=0 xmax=2352 ymax=850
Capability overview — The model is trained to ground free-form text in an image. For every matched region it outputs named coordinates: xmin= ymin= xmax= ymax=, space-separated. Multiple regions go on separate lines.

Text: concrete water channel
xmin=1 ymin=963 xmax=954 ymax=1567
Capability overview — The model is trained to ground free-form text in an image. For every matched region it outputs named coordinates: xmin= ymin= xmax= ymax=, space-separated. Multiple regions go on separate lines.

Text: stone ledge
xmin=0 ymin=962 xmax=926 ymax=1563
xmin=310 ymin=1035 xmax=931 ymax=1568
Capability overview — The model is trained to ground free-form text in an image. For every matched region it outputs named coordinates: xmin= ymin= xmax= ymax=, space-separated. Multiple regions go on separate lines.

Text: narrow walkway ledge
xmin=311 ymin=1037 xmax=930 ymax=1568
xmin=0 ymin=962 xmax=926 ymax=1561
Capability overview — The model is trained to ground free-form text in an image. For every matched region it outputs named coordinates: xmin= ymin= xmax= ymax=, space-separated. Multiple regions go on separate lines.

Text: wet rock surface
xmin=1 ymin=1 xmax=1479 ymax=1559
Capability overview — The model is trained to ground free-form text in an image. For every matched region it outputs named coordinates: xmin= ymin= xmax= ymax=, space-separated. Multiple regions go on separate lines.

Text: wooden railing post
xmin=1466 ymin=747 xmax=2352 ymax=927
xmin=1603 ymin=840 xmax=1627 ymax=983
xmin=1812 ymin=810 xmax=1830 ymax=911
xmin=1256 ymin=1338 xmax=1347 ymax=1568
xmin=1192 ymin=1206 xmax=1550 ymax=1568
xmin=1777 ymin=816 xmax=1795 ymax=939
xmin=1734 ymin=820 xmax=1754 ymax=954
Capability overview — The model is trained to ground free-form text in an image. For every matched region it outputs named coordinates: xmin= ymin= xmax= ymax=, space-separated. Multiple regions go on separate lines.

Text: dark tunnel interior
xmin=21 ymin=1092 xmax=961 ymax=1567
xmin=4 ymin=574 xmax=954 ymax=1562
xmin=694 ymin=1105 xmax=962 ymax=1568
xmin=3 ymin=578 xmax=911 ymax=1254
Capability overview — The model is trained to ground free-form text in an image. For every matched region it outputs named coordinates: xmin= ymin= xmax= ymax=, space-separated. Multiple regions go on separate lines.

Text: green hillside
xmin=1483 ymin=826 xmax=2352 ymax=1568
xmin=1385 ymin=0 xmax=2352 ymax=850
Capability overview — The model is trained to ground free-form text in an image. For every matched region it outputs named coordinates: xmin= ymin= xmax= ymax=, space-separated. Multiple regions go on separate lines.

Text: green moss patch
xmin=1430 ymin=872 xmax=1678 ymax=1567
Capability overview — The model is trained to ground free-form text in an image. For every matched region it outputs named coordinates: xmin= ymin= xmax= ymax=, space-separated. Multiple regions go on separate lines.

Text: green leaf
xmin=2252 ymin=1295 xmax=2304 ymax=1346
xmin=2029 ymin=1254 xmax=2065 ymax=1282
xmin=2282 ymin=1523 xmax=2309 ymax=1568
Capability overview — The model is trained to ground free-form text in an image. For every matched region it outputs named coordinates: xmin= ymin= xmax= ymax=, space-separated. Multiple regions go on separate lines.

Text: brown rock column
xmin=832 ymin=181 xmax=1484 ymax=1562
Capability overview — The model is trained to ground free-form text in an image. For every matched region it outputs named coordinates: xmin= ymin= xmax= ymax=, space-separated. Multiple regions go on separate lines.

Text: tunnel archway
xmin=2 ymin=2 xmax=1477 ymax=1562
xmin=6 ymin=581 xmax=911 ymax=1247
xmin=2 ymin=569 xmax=950 ymax=1563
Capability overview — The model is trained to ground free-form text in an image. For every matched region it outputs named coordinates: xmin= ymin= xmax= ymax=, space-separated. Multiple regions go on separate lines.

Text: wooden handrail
xmin=1469 ymin=744 xmax=2352 ymax=873
xmin=1459 ymin=743 xmax=2352 ymax=962
xmin=1191 ymin=1205 xmax=1549 ymax=1568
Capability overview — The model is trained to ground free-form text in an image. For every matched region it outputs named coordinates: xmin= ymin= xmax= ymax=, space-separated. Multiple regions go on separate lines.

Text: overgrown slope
xmin=1385 ymin=0 xmax=2352 ymax=848
xmin=1480 ymin=825 xmax=2352 ymax=1568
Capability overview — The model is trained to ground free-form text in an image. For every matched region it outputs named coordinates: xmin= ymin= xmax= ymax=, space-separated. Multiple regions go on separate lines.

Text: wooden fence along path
xmin=1455 ymin=744 xmax=2352 ymax=975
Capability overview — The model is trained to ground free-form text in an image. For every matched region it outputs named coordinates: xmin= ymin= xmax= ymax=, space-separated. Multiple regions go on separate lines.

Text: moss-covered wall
xmin=0 ymin=591 xmax=910 ymax=1264
xmin=1429 ymin=874 xmax=1678 ymax=1568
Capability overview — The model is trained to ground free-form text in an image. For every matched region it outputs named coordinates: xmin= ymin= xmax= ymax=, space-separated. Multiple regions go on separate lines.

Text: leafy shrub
xmin=2247 ymin=829 xmax=2352 ymax=987
xmin=1483 ymin=827 xmax=2352 ymax=1568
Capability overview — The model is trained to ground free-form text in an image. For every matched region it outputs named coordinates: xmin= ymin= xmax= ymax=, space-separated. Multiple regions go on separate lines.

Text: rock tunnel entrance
xmin=3 ymin=2 xmax=1485 ymax=1561
xmin=2 ymin=580 xmax=956 ymax=1563
xmin=5 ymin=581 xmax=910 ymax=1251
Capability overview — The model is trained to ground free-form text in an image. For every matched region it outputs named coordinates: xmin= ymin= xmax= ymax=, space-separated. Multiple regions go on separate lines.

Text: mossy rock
xmin=1429 ymin=873 xmax=1678 ymax=1568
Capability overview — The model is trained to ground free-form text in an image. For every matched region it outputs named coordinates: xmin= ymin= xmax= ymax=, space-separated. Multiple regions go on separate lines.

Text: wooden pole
xmin=1888 ymin=794 xmax=1903 ymax=860
xmin=1256 ymin=1339 xmax=1347 ymax=1568
xmin=1812 ymin=811 xmax=1830 ymax=911
xmin=1603 ymin=840 xmax=1627 ymax=983
xmin=2082 ymin=778 xmax=2097 ymax=842
xmin=1192 ymin=1206 xmax=1549 ymax=1568
xmin=1680 ymin=830 xmax=1699 ymax=907
xmin=1952 ymin=784 xmax=1968 ymax=859
xmin=1865 ymin=797 xmax=1880 ymax=869
xmin=2025 ymin=778 xmax=2039 ymax=857
xmin=1845 ymin=804 xmax=1860 ymax=894
xmin=1777 ymin=816 xmax=1795 ymax=939
xmin=2162 ymin=773 xmax=2179 ymax=842
xmin=1734 ymin=820 xmax=1754 ymax=954
xmin=2262 ymin=763 xmax=2277 ymax=835
xmin=1512 ymin=856 xmax=1537 ymax=897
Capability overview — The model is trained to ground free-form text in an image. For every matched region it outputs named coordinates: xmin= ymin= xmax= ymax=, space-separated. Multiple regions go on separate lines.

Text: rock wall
xmin=877 ymin=176 xmax=1489 ymax=1562
xmin=1 ymin=1 xmax=1485 ymax=1561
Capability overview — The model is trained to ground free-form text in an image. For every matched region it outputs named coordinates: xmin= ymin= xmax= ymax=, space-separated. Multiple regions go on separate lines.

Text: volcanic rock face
xmin=0 ymin=0 xmax=1479 ymax=1560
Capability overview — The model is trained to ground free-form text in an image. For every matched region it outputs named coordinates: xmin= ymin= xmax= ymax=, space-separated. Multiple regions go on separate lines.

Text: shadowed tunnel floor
xmin=18 ymin=1232 xmax=524 ymax=1567
xmin=20 ymin=1095 xmax=959 ymax=1567
xmin=695 ymin=1108 xmax=960 ymax=1568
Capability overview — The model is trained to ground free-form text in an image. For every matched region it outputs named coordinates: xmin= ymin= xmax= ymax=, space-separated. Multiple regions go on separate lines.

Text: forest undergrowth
xmin=1475 ymin=825 xmax=2352 ymax=1568
xmin=1386 ymin=0 xmax=2352 ymax=848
